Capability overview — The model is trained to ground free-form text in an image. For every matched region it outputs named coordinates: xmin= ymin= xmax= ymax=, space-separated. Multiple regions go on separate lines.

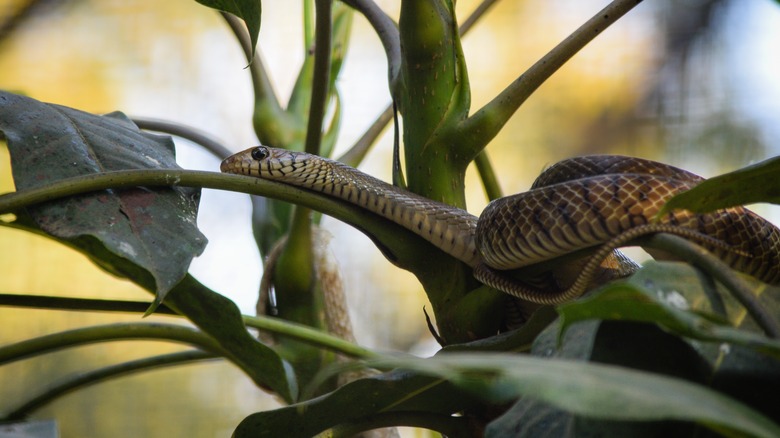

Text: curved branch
xmin=458 ymin=0 xmax=501 ymax=35
xmin=340 ymin=0 xmax=401 ymax=93
xmin=131 ymin=117 xmax=233 ymax=159
xmin=242 ymin=315 xmax=377 ymax=360
xmin=0 ymin=294 xmax=177 ymax=315
xmin=0 ymin=169 xmax=455 ymax=280
xmin=473 ymin=150 xmax=503 ymax=200
xmin=0 ymin=293 xmax=378 ymax=360
xmin=3 ymin=350 xmax=217 ymax=421
xmin=455 ymin=0 xmax=644 ymax=159
xmin=0 ymin=323 xmax=226 ymax=366
xmin=337 ymin=105 xmax=393 ymax=167
xmin=306 ymin=0 xmax=333 ymax=155
xmin=220 ymin=11 xmax=282 ymax=114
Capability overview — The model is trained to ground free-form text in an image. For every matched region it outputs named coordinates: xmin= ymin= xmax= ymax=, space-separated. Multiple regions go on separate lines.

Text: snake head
xmin=220 ymin=145 xmax=304 ymax=179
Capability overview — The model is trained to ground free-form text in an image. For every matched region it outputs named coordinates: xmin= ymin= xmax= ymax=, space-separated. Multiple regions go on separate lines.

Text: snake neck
xmin=242 ymin=150 xmax=481 ymax=267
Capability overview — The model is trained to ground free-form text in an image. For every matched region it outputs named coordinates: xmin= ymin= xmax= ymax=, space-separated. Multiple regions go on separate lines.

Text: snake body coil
xmin=221 ymin=146 xmax=780 ymax=304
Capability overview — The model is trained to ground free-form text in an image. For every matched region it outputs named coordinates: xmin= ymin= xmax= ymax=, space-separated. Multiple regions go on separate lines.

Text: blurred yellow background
xmin=2 ymin=0 xmax=779 ymax=436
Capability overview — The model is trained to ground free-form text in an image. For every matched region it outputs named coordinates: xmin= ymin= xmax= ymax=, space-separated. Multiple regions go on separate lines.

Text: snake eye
xmin=251 ymin=146 xmax=269 ymax=161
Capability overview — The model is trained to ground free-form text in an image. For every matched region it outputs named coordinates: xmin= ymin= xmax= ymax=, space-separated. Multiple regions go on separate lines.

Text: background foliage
xmin=2 ymin=0 xmax=780 ymax=437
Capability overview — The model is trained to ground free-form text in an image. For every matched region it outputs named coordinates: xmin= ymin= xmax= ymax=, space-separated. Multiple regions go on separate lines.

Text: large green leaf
xmin=557 ymin=262 xmax=780 ymax=361
xmin=0 ymin=91 xmax=207 ymax=308
xmin=659 ymin=155 xmax=780 ymax=215
xmin=195 ymin=0 xmax=261 ymax=57
xmin=165 ymin=275 xmax=297 ymax=402
xmin=234 ymin=369 xmax=481 ymax=437
xmin=489 ymin=318 xmax=711 ymax=437
xmin=368 ymin=353 xmax=780 ymax=438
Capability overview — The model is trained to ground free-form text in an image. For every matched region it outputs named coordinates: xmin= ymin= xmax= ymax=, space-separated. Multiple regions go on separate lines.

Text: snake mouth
xmin=219 ymin=157 xmax=232 ymax=173
xmin=220 ymin=152 xmax=249 ymax=174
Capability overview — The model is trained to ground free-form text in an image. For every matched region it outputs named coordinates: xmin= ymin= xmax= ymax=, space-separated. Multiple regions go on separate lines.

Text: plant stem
xmin=0 ymin=294 xmax=177 ymax=315
xmin=455 ymin=0 xmax=644 ymax=160
xmin=242 ymin=315 xmax=378 ymax=360
xmin=340 ymin=0 xmax=401 ymax=93
xmin=337 ymin=105 xmax=394 ymax=167
xmin=0 ymin=293 xmax=379 ymax=359
xmin=474 ymin=150 xmax=503 ymax=200
xmin=221 ymin=11 xmax=282 ymax=114
xmin=0 ymin=169 xmax=442 ymax=280
xmin=306 ymin=0 xmax=333 ymax=155
xmin=0 ymin=323 xmax=226 ymax=366
xmin=3 ymin=350 xmax=216 ymax=421
xmin=458 ymin=0 xmax=501 ymax=35
xmin=131 ymin=117 xmax=233 ymax=159
xmin=336 ymin=0 xmax=503 ymax=169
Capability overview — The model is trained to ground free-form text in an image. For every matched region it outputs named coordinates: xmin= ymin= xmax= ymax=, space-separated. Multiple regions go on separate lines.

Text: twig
xmin=131 ymin=117 xmax=233 ymax=159
xmin=458 ymin=0 xmax=501 ymax=35
xmin=0 ymin=323 xmax=227 ymax=366
xmin=3 ymin=350 xmax=216 ymax=421
xmin=456 ymin=0 xmax=645 ymax=159
xmin=337 ymin=105 xmax=393 ymax=167
xmin=0 ymin=294 xmax=176 ymax=315
xmin=220 ymin=12 xmax=282 ymax=112
xmin=305 ymin=0 xmax=334 ymax=155
xmin=474 ymin=150 xmax=503 ymax=200
xmin=340 ymin=0 xmax=401 ymax=92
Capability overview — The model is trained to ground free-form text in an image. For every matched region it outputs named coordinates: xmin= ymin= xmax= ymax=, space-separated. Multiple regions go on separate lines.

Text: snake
xmin=220 ymin=146 xmax=780 ymax=305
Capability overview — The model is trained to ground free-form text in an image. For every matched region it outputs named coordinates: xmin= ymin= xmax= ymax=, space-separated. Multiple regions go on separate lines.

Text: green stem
xmin=455 ymin=0 xmax=644 ymax=160
xmin=0 ymin=169 xmax=438 ymax=275
xmin=304 ymin=0 xmax=315 ymax=48
xmin=221 ymin=11 xmax=283 ymax=115
xmin=473 ymin=150 xmax=503 ymax=200
xmin=0 ymin=170 xmax=340 ymax=218
xmin=340 ymin=0 xmax=400 ymax=93
xmin=337 ymin=105 xmax=394 ymax=167
xmin=242 ymin=315 xmax=378 ymax=360
xmin=458 ymin=0 xmax=501 ymax=35
xmin=0 ymin=323 xmax=226 ymax=366
xmin=0 ymin=293 xmax=379 ymax=359
xmin=0 ymin=294 xmax=177 ymax=315
xmin=131 ymin=117 xmax=233 ymax=159
xmin=305 ymin=0 xmax=333 ymax=155
xmin=336 ymin=0 xmax=503 ymax=170
xmin=3 ymin=350 xmax=216 ymax=421
xmin=221 ymin=11 xmax=298 ymax=147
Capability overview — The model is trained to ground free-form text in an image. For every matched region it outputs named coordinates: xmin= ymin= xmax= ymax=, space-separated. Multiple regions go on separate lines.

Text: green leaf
xmin=165 ymin=275 xmax=298 ymax=402
xmin=368 ymin=353 xmax=780 ymax=438
xmin=195 ymin=0 xmax=261 ymax=58
xmin=0 ymin=91 xmax=207 ymax=309
xmin=498 ymin=317 xmax=715 ymax=437
xmin=659 ymin=155 xmax=780 ymax=215
xmin=557 ymin=262 xmax=780 ymax=361
xmin=234 ymin=370 xmax=479 ymax=437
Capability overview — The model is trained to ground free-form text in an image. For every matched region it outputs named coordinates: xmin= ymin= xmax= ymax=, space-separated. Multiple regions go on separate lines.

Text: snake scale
xmin=221 ymin=146 xmax=780 ymax=304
